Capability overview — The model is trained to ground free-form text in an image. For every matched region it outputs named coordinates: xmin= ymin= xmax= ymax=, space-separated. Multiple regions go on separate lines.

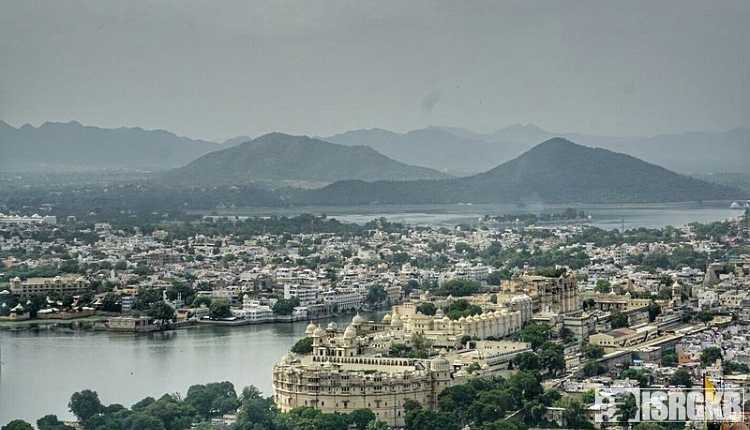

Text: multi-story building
xmin=273 ymin=310 xmax=531 ymax=427
xmin=508 ymin=272 xmax=580 ymax=314
xmin=9 ymin=275 xmax=89 ymax=298
xmin=284 ymin=283 xmax=320 ymax=306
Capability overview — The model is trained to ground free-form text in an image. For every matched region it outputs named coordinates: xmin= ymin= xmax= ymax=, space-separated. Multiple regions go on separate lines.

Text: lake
xmin=0 ymin=313 xmax=381 ymax=424
xmin=199 ymin=201 xmax=744 ymax=229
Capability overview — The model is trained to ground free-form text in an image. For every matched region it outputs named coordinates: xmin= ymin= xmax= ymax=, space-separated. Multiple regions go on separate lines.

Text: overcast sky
xmin=1 ymin=0 xmax=748 ymax=141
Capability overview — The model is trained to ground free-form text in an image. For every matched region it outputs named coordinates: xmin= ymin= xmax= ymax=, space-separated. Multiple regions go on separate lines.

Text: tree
xmin=209 ymin=300 xmax=232 ymax=319
xmin=661 ymin=351 xmax=677 ymax=367
xmin=405 ymin=409 xmax=459 ymax=430
xmin=185 ymin=382 xmax=239 ymax=419
xmin=620 ymin=368 xmax=652 ymax=388
xmin=123 ymin=413 xmax=166 ymax=430
xmin=291 ymin=337 xmax=314 ymax=354
xmin=1 ymin=421 xmax=34 ymax=430
xmin=700 ymin=347 xmax=722 ymax=367
xmin=349 ymin=409 xmax=376 ymax=430
xmin=436 ymin=279 xmax=480 ymax=297
xmin=610 ymin=311 xmax=629 ymax=329
xmin=365 ymin=286 xmax=387 ymax=305
xmin=366 ymin=421 xmax=391 ymax=430
xmin=697 ymin=310 xmax=714 ymax=324
xmin=37 ymin=415 xmax=74 ymax=430
xmin=416 ymin=302 xmax=436 ymax=316
xmin=595 ymin=279 xmax=611 ymax=293
xmin=539 ymin=342 xmax=565 ymax=377
xmin=147 ymin=301 xmax=176 ymax=325
xmin=517 ymin=322 xmax=551 ymax=349
xmin=192 ymin=296 xmax=212 ymax=308
xmin=647 ymin=302 xmax=661 ymax=322
xmin=582 ymin=360 xmax=605 ymax=377
xmin=583 ymin=343 xmax=604 ymax=360
xmin=272 ymin=297 xmax=300 ymax=315
xmin=69 ymin=390 xmax=103 ymax=422
xmin=515 ymin=352 xmax=540 ymax=372
xmin=617 ymin=393 xmax=638 ymax=428
xmin=555 ymin=397 xmax=592 ymax=429
xmin=670 ymin=368 xmax=693 ymax=387
xmin=101 ymin=293 xmax=121 ymax=312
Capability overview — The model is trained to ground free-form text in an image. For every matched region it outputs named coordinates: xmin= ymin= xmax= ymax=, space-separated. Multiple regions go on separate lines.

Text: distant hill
xmin=325 ymin=127 xmax=527 ymax=176
xmin=163 ymin=132 xmax=450 ymax=186
xmin=327 ymin=125 xmax=750 ymax=175
xmin=296 ymin=138 xmax=743 ymax=205
xmin=0 ymin=121 xmax=221 ymax=171
xmin=696 ymin=172 xmax=750 ymax=194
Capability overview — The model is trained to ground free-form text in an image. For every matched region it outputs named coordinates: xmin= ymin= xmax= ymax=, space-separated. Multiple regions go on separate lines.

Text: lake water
xmin=0 ymin=313 xmax=380 ymax=424
xmin=202 ymin=202 xmax=743 ymax=230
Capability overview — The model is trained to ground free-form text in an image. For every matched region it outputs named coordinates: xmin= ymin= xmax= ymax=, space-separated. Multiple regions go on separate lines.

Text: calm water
xmin=203 ymin=202 xmax=743 ymax=229
xmin=0 ymin=313 xmax=379 ymax=424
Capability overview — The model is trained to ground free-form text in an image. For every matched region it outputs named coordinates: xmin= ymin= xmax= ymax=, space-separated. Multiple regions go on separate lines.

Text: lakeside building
xmin=272 ymin=294 xmax=533 ymax=427
xmin=0 ymin=213 xmax=56 ymax=225
xmin=9 ymin=275 xmax=89 ymax=298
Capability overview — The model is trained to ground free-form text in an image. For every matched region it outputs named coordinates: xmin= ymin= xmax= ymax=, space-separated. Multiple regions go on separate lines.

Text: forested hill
xmin=162 ymin=132 xmax=449 ymax=186
xmin=294 ymin=138 xmax=744 ymax=205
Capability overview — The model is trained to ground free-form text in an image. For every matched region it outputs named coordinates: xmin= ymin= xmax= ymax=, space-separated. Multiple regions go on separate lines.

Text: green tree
xmin=101 ymin=293 xmax=121 ymax=312
xmin=209 ymin=300 xmax=232 ymax=319
xmin=69 ymin=390 xmax=103 ymax=422
xmin=539 ymin=342 xmax=565 ymax=377
xmin=610 ymin=311 xmax=629 ymax=329
xmin=670 ymin=368 xmax=693 ymax=387
xmin=349 ymin=409 xmax=376 ymax=430
xmin=514 ymin=352 xmax=540 ymax=372
xmin=416 ymin=302 xmax=437 ymax=316
xmin=1 ymin=421 xmax=34 ymax=430
xmin=661 ymin=351 xmax=677 ymax=367
xmin=291 ymin=337 xmax=314 ymax=354
xmin=147 ymin=301 xmax=176 ymax=325
xmin=365 ymin=286 xmax=387 ymax=305
xmin=555 ymin=397 xmax=593 ymax=429
xmin=272 ymin=297 xmax=300 ymax=315
xmin=185 ymin=382 xmax=239 ymax=419
xmin=366 ymin=421 xmax=391 ymax=430
xmin=700 ymin=347 xmax=722 ymax=367
xmin=517 ymin=322 xmax=551 ymax=349
xmin=617 ymin=393 xmax=638 ymax=428
xmin=36 ymin=415 xmax=74 ymax=430
xmin=595 ymin=279 xmax=611 ymax=293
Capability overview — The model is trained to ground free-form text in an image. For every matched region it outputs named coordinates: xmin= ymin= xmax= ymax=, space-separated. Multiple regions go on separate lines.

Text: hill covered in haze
xmin=326 ymin=125 xmax=750 ymax=175
xmin=163 ymin=132 xmax=449 ymax=186
xmin=296 ymin=138 xmax=743 ymax=205
xmin=0 ymin=120 xmax=222 ymax=172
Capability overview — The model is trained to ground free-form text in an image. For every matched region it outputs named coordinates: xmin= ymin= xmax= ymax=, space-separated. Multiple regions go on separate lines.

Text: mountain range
xmin=162 ymin=132 xmax=449 ymax=186
xmin=0 ymin=121 xmax=221 ymax=171
xmin=296 ymin=138 xmax=742 ymax=205
xmin=325 ymin=125 xmax=750 ymax=175
xmin=3 ymin=119 xmax=747 ymax=177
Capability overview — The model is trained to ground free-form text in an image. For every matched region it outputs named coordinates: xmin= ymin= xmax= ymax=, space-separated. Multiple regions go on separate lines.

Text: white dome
xmin=344 ymin=324 xmax=357 ymax=339
xmin=382 ymin=313 xmax=392 ymax=323
xmin=327 ymin=322 xmax=338 ymax=331
xmin=352 ymin=313 xmax=365 ymax=325
xmin=305 ymin=322 xmax=318 ymax=336
xmin=312 ymin=327 xmax=326 ymax=338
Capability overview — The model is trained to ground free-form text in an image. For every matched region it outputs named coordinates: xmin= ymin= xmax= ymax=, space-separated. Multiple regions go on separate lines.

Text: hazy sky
xmin=1 ymin=0 xmax=748 ymax=141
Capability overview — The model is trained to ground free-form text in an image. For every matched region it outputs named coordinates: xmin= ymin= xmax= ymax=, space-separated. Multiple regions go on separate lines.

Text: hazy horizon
xmin=1 ymin=0 xmax=748 ymax=142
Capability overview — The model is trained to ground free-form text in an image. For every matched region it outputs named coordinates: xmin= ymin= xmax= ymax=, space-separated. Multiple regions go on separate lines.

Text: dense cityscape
xmin=2 ymin=208 xmax=750 ymax=429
